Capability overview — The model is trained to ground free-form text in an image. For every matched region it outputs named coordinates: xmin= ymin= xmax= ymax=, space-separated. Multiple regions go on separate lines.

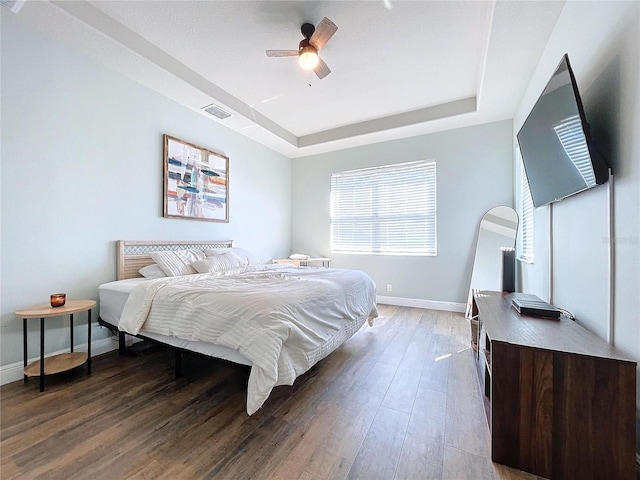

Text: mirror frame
xmin=465 ymin=206 xmax=519 ymax=318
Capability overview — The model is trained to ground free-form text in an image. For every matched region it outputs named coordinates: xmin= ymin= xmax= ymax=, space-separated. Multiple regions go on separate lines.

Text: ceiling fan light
xmin=298 ymin=45 xmax=319 ymax=70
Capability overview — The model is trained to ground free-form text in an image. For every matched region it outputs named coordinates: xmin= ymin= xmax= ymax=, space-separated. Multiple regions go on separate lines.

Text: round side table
xmin=15 ymin=299 xmax=96 ymax=392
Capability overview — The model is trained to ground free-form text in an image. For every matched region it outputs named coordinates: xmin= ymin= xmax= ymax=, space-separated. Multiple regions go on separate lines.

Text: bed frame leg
xmin=119 ymin=332 xmax=126 ymax=355
xmin=175 ymin=350 xmax=184 ymax=379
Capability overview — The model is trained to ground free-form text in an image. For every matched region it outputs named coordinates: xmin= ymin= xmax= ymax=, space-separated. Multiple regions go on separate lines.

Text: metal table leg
xmin=39 ymin=317 xmax=45 ymax=392
xmin=23 ymin=318 xmax=28 ymax=383
xmin=70 ymin=313 xmax=74 ymax=353
xmin=87 ymin=309 xmax=92 ymax=375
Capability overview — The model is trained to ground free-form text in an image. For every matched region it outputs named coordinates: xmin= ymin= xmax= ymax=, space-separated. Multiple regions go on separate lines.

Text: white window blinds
xmin=517 ymin=147 xmax=534 ymax=262
xmin=330 ymin=160 xmax=437 ymax=255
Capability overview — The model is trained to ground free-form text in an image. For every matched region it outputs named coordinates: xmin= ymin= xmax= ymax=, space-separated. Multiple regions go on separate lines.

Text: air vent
xmin=0 ymin=0 xmax=26 ymax=13
xmin=202 ymin=104 xmax=232 ymax=120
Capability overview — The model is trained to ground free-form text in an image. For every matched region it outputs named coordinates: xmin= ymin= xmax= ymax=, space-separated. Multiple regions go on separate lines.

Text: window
xmin=517 ymin=146 xmax=534 ymax=262
xmin=330 ymin=160 xmax=436 ymax=255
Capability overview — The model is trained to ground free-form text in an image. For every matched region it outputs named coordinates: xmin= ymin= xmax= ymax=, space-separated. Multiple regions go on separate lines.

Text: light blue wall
xmin=291 ymin=120 xmax=514 ymax=304
xmin=513 ymin=1 xmax=639 ymax=406
xmin=0 ymin=14 xmax=292 ymax=366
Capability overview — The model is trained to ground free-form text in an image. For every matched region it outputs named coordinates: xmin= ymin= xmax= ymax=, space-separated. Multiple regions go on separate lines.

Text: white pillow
xmin=205 ymin=247 xmax=259 ymax=266
xmin=191 ymin=252 xmax=246 ymax=274
xmin=150 ymin=249 xmax=206 ymax=277
xmin=138 ymin=263 xmax=167 ymax=279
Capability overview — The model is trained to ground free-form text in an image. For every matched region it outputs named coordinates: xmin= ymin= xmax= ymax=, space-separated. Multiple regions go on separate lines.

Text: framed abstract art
xmin=163 ymin=135 xmax=229 ymax=222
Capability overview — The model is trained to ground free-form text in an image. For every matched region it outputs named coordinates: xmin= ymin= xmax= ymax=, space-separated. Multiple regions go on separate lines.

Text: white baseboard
xmin=376 ymin=295 xmax=466 ymax=313
xmin=0 ymin=337 xmax=118 ymax=386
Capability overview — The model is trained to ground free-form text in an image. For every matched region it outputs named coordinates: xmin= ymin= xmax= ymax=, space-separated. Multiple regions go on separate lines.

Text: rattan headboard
xmin=117 ymin=240 xmax=233 ymax=280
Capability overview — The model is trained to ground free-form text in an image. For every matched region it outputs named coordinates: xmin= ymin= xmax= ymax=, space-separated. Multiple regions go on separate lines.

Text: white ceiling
xmin=14 ymin=0 xmax=565 ymax=158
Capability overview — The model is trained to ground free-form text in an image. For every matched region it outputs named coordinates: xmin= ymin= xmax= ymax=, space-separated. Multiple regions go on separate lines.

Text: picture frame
xmin=163 ymin=134 xmax=229 ymax=222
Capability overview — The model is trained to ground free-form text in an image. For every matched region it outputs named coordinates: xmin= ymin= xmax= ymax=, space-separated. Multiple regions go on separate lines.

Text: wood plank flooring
xmin=1 ymin=306 xmax=541 ymax=480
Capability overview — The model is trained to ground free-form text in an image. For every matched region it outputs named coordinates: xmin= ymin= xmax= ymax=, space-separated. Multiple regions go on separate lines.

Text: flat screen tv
xmin=517 ymin=54 xmax=609 ymax=208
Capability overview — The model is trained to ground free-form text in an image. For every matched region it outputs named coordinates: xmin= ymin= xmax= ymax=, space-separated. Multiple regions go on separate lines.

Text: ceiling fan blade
xmin=309 ymin=17 xmax=337 ymax=50
xmin=314 ymin=57 xmax=331 ymax=79
xmin=266 ymin=50 xmax=298 ymax=57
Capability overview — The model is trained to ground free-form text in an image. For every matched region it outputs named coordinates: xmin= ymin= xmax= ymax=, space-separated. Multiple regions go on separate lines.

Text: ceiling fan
xmin=266 ymin=17 xmax=338 ymax=79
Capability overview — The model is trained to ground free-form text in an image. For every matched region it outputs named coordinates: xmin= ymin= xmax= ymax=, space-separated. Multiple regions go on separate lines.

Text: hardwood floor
xmin=1 ymin=306 xmax=541 ymax=480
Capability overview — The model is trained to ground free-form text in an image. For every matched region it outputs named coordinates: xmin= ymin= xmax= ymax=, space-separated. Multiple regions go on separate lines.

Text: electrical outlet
xmin=386 ymin=284 xmax=392 ymax=292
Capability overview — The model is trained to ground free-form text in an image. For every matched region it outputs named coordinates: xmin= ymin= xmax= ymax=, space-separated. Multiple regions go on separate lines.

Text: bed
xmin=98 ymin=240 xmax=378 ymax=414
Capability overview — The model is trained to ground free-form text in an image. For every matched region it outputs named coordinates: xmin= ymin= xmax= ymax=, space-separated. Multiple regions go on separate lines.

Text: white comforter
xmin=119 ymin=265 xmax=378 ymax=414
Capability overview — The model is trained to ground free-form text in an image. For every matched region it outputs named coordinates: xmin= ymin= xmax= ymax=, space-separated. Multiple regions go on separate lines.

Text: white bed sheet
xmin=117 ymin=265 xmax=378 ymax=414
xmin=98 ymin=278 xmax=253 ymax=366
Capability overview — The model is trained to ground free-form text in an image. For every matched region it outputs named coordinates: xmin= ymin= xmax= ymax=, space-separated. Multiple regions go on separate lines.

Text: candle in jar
xmin=50 ymin=293 xmax=66 ymax=307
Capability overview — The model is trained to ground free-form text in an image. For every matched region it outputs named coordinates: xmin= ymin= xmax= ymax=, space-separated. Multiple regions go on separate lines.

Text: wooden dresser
xmin=472 ymin=290 xmax=636 ymax=479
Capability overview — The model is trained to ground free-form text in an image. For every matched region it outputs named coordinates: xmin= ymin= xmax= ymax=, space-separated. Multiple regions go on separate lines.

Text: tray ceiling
xmin=13 ymin=0 xmax=565 ymax=157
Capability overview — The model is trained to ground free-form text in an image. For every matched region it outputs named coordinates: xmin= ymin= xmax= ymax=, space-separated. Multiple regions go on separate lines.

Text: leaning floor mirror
xmin=465 ymin=206 xmax=519 ymax=319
